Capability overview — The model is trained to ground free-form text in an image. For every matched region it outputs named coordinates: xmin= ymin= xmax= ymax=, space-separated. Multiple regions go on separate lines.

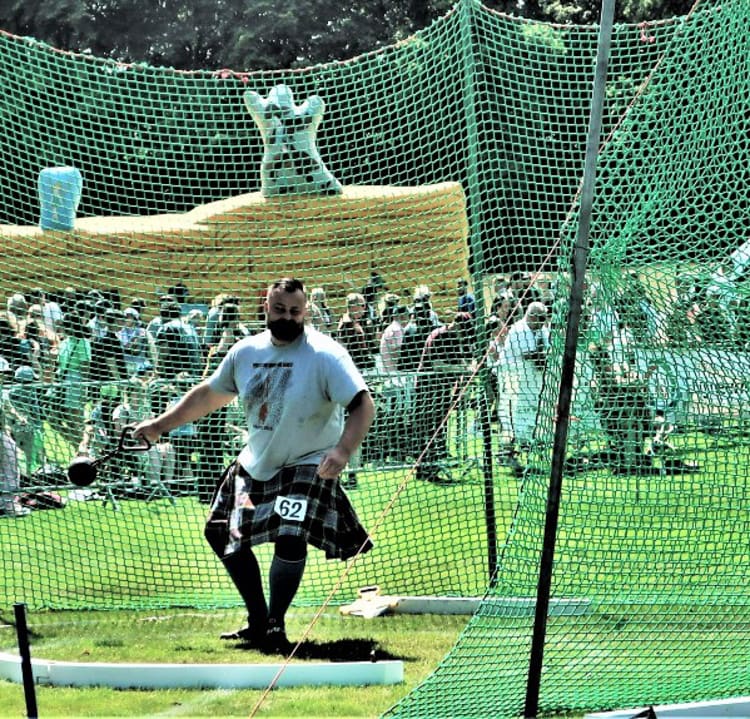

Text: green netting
xmin=1 ymin=0 xmax=749 ymax=715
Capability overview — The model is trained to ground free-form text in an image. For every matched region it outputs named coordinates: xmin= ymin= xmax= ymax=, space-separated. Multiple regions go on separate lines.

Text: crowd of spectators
xmin=1 ymin=265 xmax=719 ymax=515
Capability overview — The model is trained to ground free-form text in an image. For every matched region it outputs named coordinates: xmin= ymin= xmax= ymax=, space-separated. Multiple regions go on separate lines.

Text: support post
xmin=523 ymin=0 xmax=616 ymax=716
xmin=459 ymin=0 xmax=499 ymax=583
xmin=14 ymin=603 xmax=38 ymax=719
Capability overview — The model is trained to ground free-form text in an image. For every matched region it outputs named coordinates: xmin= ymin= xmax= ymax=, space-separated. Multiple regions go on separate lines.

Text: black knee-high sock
xmin=268 ymin=554 xmax=307 ymax=626
xmin=221 ymin=546 xmax=268 ymax=628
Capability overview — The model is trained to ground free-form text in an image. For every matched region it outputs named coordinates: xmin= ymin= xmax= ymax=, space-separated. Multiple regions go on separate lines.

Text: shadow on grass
xmin=236 ymin=637 xmax=408 ymax=662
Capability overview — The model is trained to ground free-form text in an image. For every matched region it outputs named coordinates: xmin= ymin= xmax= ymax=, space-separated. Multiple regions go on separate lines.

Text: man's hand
xmin=317 ymin=445 xmax=351 ymax=480
xmin=132 ymin=419 xmax=164 ymax=445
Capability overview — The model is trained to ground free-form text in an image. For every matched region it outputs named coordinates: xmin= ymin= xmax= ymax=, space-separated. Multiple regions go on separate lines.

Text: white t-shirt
xmin=207 ymin=327 xmax=367 ymax=481
xmin=503 ymin=318 xmax=549 ymax=372
xmin=379 ymin=320 xmax=404 ymax=374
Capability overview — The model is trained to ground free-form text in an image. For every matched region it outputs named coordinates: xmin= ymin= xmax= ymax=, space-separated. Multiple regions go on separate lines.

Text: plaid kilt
xmin=205 ymin=461 xmax=373 ymax=560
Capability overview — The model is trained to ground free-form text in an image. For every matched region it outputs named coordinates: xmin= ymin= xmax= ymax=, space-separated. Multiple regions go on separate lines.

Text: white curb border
xmin=0 ymin=651 xmax=404 ymax=689
xmin=585 ymin=696 xmax=750 ymax=719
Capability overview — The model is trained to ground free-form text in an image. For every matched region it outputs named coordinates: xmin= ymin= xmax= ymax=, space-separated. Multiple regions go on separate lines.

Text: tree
xmin=1 ymin=0 xmax=697 ymax=71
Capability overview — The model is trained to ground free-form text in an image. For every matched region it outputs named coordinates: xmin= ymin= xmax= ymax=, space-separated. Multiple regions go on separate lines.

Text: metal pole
xmin=479 ymin=379 xmax=499 ymax=583
xmin=459 ymin=0 xmax=500 ymax=583
xmin=13 ymin=603 xmax=38 ymax=719
xmin=523 ymin=1 xmax=616 ymax=716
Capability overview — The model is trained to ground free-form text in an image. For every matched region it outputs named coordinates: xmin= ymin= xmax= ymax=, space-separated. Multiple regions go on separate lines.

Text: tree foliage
xmin=2 ymin=0 xmax=696 ymax=70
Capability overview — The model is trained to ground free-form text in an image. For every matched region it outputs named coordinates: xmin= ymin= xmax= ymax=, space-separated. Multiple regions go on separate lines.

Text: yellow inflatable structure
xmin=0 ymin=182 xmax=469 ymax=318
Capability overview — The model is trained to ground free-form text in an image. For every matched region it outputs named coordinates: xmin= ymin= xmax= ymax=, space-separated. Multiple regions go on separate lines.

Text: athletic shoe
xmin=220 ymin=625 xmax=266 ymax=646
xmin=263 ymin=619 xmax=291 ymax=654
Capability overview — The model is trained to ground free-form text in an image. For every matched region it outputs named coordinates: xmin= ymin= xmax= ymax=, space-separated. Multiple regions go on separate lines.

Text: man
xmin=414 ymin=312 xmax=475 ymax=483
xmin=380 ymin=305 xmax=408 ymax=374
xmin=28 ymin=287 xmax=63 ymax=338
xmin=153 ymin=299 xmax=203 ymax=380
xmin=377 ymin=305 xmax=410 ymax=461
xmin=399 ymin=301 xmax=435 ymax=372
xmin=88 ymin=308 xmax=128 ymax=392
xmin=308 ymin=287 xmax=333 ymax=333
xmin=502 ymin=301 xmax=549 ymax=455
xmin=118 ymin=307 xmax=148 ymax=376
xmin=133 ymin=278 xmax=375 ymax=652
xmin=456 ymin=279 xmax=476 ymax=317
xmin=335 ymin=292 xmax=376 ymax=372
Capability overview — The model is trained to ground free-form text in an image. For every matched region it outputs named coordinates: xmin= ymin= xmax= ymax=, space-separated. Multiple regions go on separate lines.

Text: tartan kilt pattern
xmin=205 ymin=461 xmax=373 ymax=560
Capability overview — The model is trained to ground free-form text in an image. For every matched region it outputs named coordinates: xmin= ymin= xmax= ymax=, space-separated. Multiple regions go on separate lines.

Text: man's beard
xmin=267 ymin=318 xmax=304 ymax=343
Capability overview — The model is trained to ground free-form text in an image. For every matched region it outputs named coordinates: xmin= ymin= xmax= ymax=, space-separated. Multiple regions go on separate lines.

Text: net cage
xmin=1 ymin=0 xmax=749 ymax=715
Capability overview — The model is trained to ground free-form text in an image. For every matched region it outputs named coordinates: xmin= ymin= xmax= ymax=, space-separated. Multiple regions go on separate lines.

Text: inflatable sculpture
xmin=244 ymin=84 xmax=342 ymax=198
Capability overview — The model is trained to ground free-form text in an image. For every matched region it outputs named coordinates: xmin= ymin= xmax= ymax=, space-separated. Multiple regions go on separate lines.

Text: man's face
xmin=527 ymin=309 xmax=547 ymax=331
xmin=265 ymin=288 xmax=306 ymax=343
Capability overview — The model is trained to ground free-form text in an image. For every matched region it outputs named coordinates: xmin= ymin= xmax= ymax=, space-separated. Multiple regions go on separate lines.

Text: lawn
xmin=1 ymin=409 xmax=748 ymax=718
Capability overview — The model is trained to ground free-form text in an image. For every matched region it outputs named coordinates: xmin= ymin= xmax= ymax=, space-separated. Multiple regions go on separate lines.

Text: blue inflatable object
xmin=39 ymin=166 xmax=82 ymax=231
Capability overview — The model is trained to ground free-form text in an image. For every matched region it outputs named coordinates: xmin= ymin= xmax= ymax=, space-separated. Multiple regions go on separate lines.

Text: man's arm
xmin=132 ymin=381 xmax=236 ymax=443
xmin=317 ymin=390 xmax=375 ymax=480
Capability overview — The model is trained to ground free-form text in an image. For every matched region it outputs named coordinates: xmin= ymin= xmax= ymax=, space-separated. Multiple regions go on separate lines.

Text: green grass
xmin=3 ymin=416 xmax=749 ymax=717
xmin=0 ymin=609 xmax=472 ymax=718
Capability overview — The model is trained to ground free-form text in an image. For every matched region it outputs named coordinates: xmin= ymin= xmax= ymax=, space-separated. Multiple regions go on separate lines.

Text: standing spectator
xmin=203 ymin=294 xmax=240 ymax=352
xmin=492 ymin=275 xmax=510 ymax=300
xmin=509 ymin=271 xmax=543 ymax=321
xmin=502 ymin=301 xmax=549 ymax=454
xmin=185 ymin=308 xmax=207 ymax=363
xmin=375 ymin=304 xmax=411 ymax=461
xmin=336 ymin=293 xmax=376 ymax=372
xmin=336 ymin=292 xmax=377 ymax=487
xmin=166 ymin=375 xmax=199 ymax=489
xmin=362 ymin=268 xmax=387 ymax=325
xmin=133 ymin=277 xmax=375 ymax=650
xmin=456 ymin=279 xmax=476 ymax=317
xmin=6 ymin=293 xmax=27 ymax=336
xmin=168 ymin=281 xmax=190 ymax=304
xmin=112 ymin=379 xmax=175 ymax=491
xmin=0 ymin=313 xmax=23 ymax=376
xmin=0 ymin=405 xmax=28 ymax=517
xmin=24 ymin=304 xmax=56 ymax=381
xmin=87 ymin=298 xmax=113 ymax=339
xmin=379 ymin=293 xmax=401 ymax=331
xmin=77 ymin=386 xmax=124 ymax=473
xmin=486 ymin=292 xmax=513 ymax=437
xmin=203 ymin=304 xmax=250 ymax=375
xmin=380 ymin=305 xmax=408 ymax=374
xmin=50 ymin=312 xmax=91 ymax=445
xmin=145 ymin=294 xmax=175 ymax=340
xmin=118 ymin=307 xmax=149 ymax=376
xmin=398 ymin=302 xmax=434 ymax=372
xmin=185 ymin=308 xmax=206 ymax=340
xmin=413 ymin=312 xmax=475 ymax=483
xmin=89 ymin=308 xmax=128 ymax=395
xmin=308 ymin=287 xmax=334 ymax=333
xmin=60 ymin=287 xmax=79 ymax=315
xmin=17 ymin=320 xmax=43 ymax=381
xmin=587 ymin=342 xmax=654 ymax=475
xmin=153 ymin=299 xmax=203 ymax=380
xmin=28 ymin=288 xmax=63 ymax=338
xmin=412 ymin=285 xmax=441 ymax=328
xmin=6 ymin=365 xmax=45 ymax=475
xmin=615 ymin=271 xmax=667 ymax=345
xmin=129 ymin=297 xmax=147 ymax=319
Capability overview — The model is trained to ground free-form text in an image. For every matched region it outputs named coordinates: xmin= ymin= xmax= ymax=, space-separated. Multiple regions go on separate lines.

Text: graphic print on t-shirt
xmin=243 ymin=362 xmax=292 ymax=431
